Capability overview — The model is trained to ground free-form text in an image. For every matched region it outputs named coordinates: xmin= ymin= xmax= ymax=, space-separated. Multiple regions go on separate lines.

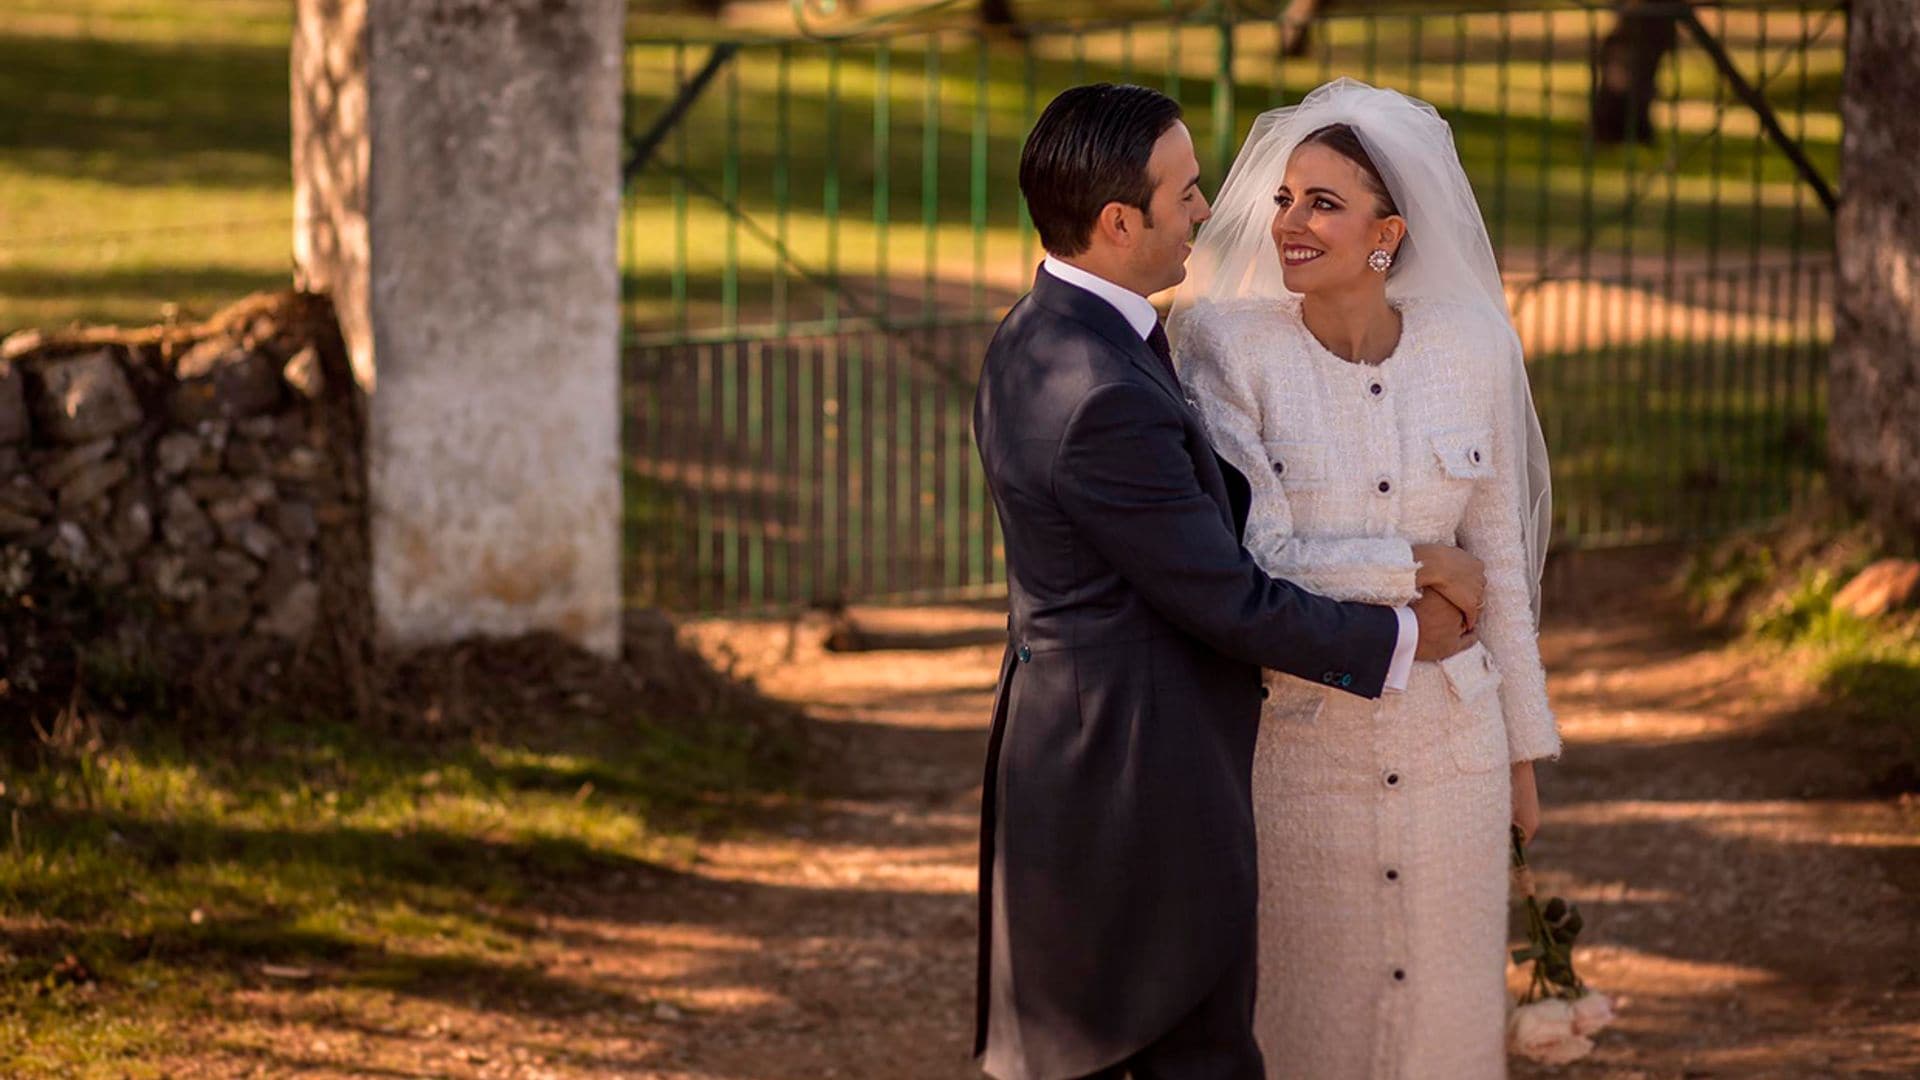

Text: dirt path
xmin=648 ymin=561 xmax=1918 ymax=1080
xmin=179 ymin=563 xmax=1917 ymax=1078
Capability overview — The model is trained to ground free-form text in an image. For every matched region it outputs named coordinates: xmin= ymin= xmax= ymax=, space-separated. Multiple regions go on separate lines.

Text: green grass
xmin=1530 ymin=333 xmax=1828 ymax=544
xmin=1684 ymin=526 xmax=1920 ymax=784
xmin=0 ymin=1 xmax=295 ymax=334
xmin=0 ymin=2 xmax=1844 ymax=335
xmin=0 ymin=697 xmax=798 ymax=1075
xmin=628 ymin=6 xmax=1844 ymax=332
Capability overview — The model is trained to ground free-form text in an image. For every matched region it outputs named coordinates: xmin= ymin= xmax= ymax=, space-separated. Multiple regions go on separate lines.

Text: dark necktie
xmin=1146 ymin=323 xmax=1182 ymax=390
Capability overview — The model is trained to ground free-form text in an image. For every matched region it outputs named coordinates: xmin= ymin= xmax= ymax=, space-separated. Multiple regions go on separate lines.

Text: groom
xmin=972 ymin=84 xmax=1478 ymax=1079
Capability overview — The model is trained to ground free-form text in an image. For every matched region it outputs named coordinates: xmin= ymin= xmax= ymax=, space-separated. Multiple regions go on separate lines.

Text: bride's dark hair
xmin=1299 ymin=123 xmax=1400 ymax=217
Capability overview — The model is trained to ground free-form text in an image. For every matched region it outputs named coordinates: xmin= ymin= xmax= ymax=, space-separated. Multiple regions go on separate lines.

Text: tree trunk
xmin=1831 ymin=0 xmax=1920 ymax=542
xmin=1591 ymin=1 xmax=1679 ymax=145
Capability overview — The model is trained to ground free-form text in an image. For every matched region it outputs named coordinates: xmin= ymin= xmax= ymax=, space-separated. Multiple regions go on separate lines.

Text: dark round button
xmin=1385 ymin=868 xmax=1400 ymax=882
xmin=1393 ymin=968 xmax=1407 ymax=981
xmin=1384 ymin=771 xmax=1401 ymax=787
xmin=1272 ymin=461 xmax=1285 ymax=476
xmin=1471 ymin=449 xmax=1482 ymax=463
xmin=1377 ymin=480 xmax=1392 ymax=494
xmin=1369 ymin=382 xmax=1383 ymax=396
xmin=1258 ymin=686 xmax=1270 ymax=700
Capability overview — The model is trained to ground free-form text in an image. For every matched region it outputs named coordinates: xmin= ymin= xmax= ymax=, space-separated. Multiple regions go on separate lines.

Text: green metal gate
xmin=624 ymin=1 xmax=1844 ymax=613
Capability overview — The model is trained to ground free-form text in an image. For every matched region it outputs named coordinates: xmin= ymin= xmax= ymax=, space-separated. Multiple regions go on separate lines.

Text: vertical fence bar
xmin=773 ymin=336 xmax=790 ymax=605
xmin=974 ymin=36 xmax=990 ymax=318
xmin=1788 ymin=4 xmax=1813 ymax=513
xmin=1660 ymin=17 xmax=1684 ymax=540
xmin=1704 ymin=4 xmax=1728 ymax=537
xmin=1493 ymin=9 xmax=1512 ymax=260
xmin=1020 ymin=44 xmax=1037 ymax=276
xmin=1215 ymin=11 xmax=1236 ymax=184
xmin=723 ymin=52 xmax=740 ymax=331
xmin=972 ymin=36 xmax=995 ymax=590
xmin=1535 ymin=13 xmax=1563 ymax=540
xmin=799 ymin=337 xmax=818 ymax=604
xmin=870 ymin=42 xmax=893 ymax=597
xmin=924 ymin=36 xmax=941 ymax=322
xmin=875 ymin=41 xmax=892 ymax=325
xmin=694 ymin=342 xmax=713 ymax=609
xmin=775 ymin=44 xmax=792 ymax=329
xmin=672 ymin=44 xmax=689 ymax=336
xmin=746 ymin=339 xmax=764 ymax=606
xmin=826 ymin=42 xmax=842 ymax=328
xmin=1408 ymin=14 xmax=1423 ymax=103
xmin=1572 ymin=8 xmax=1598 ymax=542
xmin=1744 ymin=11 xmax=1769 ymax=526
xmin=1452 ymin=13 xmax=1466 ymax=119
xmin=1168 ymin=8 xmax=1184 ymax=103
xmin=722 ymin=55 xmax=744 ymax=602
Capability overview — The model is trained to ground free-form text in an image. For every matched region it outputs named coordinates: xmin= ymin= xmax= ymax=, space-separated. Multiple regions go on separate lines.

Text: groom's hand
xmin=1410 ymin=590 xmax=1477 ymax=662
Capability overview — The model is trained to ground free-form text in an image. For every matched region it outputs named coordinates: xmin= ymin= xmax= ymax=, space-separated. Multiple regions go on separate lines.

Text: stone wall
xmin=0 ymin=293 xmax=369 ymax=719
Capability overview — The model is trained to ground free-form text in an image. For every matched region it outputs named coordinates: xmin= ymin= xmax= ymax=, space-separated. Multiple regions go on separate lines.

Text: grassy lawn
xmin=0 ymin=1 xmax=296 ymax=334
xmin=1683 ymin=523 xmax=1920 ymax=786
xmin=0 ymin=661 xmax=800 ymax=1075
xmin=627 ymin=5 xmax=1844 ymax=333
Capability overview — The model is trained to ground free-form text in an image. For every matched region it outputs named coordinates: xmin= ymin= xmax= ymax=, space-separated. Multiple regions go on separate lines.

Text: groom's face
xmin=1131 ymin=121 xmax=1211 ymax=295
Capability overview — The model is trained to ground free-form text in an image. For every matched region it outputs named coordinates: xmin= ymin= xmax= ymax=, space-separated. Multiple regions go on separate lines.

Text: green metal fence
xmin=625 ymin=1 xmax=1844 ymax=613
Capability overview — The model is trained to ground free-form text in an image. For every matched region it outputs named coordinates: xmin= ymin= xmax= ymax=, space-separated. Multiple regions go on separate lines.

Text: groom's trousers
xmin=1073 ymin=955 xmax=1263 ymax=1080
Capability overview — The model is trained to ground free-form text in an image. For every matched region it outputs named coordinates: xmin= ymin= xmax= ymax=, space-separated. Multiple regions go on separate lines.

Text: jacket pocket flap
xmin=1264 ymin=439 xmax=1328 ymax=484
xmin=1438 ymin=641 xmax=1503 ymax=701
xmin=1429 ymin=427 xmax=1495 ymax=480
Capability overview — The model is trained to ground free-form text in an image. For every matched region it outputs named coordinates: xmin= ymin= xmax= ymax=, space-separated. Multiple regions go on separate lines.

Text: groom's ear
xmin=1095 ymin=200 xmax=1140 ymax=249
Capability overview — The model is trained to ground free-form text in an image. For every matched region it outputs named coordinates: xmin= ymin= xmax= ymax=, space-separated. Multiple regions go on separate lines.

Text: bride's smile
xmin=1269 ymin=139 xmax=1407 ymax=299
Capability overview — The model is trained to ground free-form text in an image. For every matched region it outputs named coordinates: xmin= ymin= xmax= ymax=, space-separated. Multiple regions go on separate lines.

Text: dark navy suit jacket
xmin=972 ymin=265 xmax=1401 ymax=1077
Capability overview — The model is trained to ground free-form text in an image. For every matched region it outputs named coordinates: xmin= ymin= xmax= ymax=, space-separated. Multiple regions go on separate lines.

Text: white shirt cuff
xmin=1384 ymin=606 xmax=1418 ymax=694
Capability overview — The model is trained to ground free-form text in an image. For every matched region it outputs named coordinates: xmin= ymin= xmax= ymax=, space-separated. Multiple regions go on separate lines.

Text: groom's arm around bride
xmin=972 ymin=83 xmax=1477 ymax=1080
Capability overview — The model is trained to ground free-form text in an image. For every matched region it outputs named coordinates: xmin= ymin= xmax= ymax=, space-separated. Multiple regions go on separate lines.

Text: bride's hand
xmin=1412 ymin=543 xmax=1485 ymax=630
xmin=1511 ymin=760 xmax=1540 ymax=843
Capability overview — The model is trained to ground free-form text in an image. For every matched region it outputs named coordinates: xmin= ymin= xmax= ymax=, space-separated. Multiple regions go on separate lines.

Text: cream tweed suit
xmin=1175 ymin=294 xmax=1561 ymax=1080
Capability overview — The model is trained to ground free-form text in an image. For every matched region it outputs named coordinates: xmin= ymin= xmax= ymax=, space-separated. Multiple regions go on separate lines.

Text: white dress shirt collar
xmin=1041 ymin=256 xmax=1160 ymax=341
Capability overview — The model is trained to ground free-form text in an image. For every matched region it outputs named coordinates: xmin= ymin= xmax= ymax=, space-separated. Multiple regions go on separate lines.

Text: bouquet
xmin=1508 ymin=825 xmax=1614 ymax=1065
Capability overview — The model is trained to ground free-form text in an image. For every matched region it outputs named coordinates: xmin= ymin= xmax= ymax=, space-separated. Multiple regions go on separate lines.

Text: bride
xmin=1170 ymin=79 xmax=1561 ymax=1078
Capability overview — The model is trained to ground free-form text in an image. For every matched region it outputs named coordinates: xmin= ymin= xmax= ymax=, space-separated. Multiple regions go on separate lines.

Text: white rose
xmin=1570 ymin=991 xmax=1616 ymax=1036
xmin=1508 ymin=998 xmax=1597 ymax=1066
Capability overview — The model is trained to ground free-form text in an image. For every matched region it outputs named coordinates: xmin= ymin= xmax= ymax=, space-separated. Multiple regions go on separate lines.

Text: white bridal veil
xmin=1170 ymin=78 xmax=1553 ymax=626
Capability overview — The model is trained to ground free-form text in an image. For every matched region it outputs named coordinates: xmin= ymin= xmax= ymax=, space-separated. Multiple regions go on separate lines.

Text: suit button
xmin=1272 ymin=460 xmax=1285 ymax=476
xmin=1258 ymin=686 xmax=1270 ymax=700
xmin=1383 ymin=770 xmax=1402 ymax=788
xmin=1376 ymin=479 xmax=1392 ymax=494
xmin=1017 ymin=643 xmax=1032 ymax=663
xmin=1340 ymin=673 xmax=1353 ymax=688
xmin=1320 ymin=672 xmax=1336 ymax=685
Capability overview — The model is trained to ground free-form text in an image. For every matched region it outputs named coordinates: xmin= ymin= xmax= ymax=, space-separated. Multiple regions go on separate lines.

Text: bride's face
xmin=1270 ymin=143 xmax=1403 ymax=295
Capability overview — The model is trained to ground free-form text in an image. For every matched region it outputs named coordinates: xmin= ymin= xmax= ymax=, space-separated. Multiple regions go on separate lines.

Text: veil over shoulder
xmin=1170 ymin=77 xmax=1553 ymax=625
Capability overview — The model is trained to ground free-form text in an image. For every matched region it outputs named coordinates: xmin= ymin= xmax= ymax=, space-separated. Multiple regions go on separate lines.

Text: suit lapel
xmin=1028 ymin=266 xmax=1186 ymax=409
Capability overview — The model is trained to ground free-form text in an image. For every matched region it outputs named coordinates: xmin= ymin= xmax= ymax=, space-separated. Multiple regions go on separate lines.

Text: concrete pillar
xmin=293 ymin=0 xmax=625 ymax=656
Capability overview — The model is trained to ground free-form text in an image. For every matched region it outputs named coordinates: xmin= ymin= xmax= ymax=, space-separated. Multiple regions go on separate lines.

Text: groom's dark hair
xmin=1019 ymin=83 xmax=1183 ymax=257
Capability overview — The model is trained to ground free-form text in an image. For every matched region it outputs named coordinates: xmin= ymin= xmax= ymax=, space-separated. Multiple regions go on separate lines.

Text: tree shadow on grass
xmin=0 ymin=32 xmax=289 ymax=190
